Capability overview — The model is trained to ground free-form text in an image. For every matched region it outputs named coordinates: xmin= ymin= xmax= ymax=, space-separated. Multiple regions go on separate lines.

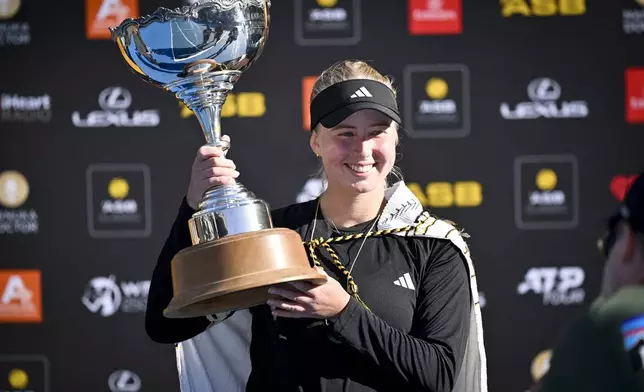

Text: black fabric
xmin=146 ymin=197 xmax=473 ymax=392
xmin=601 ymin=173 xmax=644 ymax=258
xmin=624 ymin=173 xmax=644 ymax=233
xmin=309 ymin=79 xmax=401 ymax=131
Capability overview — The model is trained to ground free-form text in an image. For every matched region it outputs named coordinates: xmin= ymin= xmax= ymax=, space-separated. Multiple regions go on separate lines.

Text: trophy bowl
xmin=110 ymin=0 xmax=326 ymax=319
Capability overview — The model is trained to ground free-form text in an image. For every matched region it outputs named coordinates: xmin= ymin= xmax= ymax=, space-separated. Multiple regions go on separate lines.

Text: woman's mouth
xmin=346 ymin=163 xmax=375 ymax=175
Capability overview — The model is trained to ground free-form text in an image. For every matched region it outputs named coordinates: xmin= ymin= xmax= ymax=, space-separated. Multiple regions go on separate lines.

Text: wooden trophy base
xmin=164 ymin=228 xmax=327 ymax=318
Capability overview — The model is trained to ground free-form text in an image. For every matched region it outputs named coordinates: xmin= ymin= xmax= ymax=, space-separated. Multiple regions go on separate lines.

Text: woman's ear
xmin=309 ymin=129 xmax=320 ymax=157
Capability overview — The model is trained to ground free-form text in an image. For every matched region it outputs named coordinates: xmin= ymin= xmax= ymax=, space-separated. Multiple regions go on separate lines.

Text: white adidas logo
xmin=350 ymin=86 xmax=373 ymax=99
xmin=393 ymin=272 xmax=415 ymax=290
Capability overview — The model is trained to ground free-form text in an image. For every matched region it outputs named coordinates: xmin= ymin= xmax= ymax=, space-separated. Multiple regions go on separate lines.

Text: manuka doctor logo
xmin=1 ymin=93 xmax=51 ymax=123
xmin=0 ymin=170 xmax=38 ymax=235
xmin=72 ymin=87 xmax=160 ymax=128
xmin=500 ymin=78 xmax=589 ymax=120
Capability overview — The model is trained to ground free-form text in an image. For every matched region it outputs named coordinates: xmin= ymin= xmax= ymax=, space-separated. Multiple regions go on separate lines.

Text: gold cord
xmin=303 ymin=205 xmax=466 ymax=312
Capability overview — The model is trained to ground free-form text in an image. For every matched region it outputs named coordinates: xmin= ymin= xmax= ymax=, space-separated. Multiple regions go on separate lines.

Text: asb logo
xmin=0 ymin=270 xmax=42 ymax=323
xmin=86 ymin=0 xmax=138 ymax=39
xmin=626 ymin=68 xmax=644 ymax=124
xmin=72 ymin=87 xmax=159 ymax=128
xmin=500 ymin=78 xmax=589 ymax=120
xmin=82 ymin=275 xmax=150 ymax=317
xmin=403 ymin=64 xmax=470 ymax=138
xmin=517 ymin=266 xmax=585 ymax=306
xmin=86 ymin=164 xmax=151 ymax=238
xmin=0 ymin=170 xmax=38 ymax=235
xmin=408 ymin=0 xmax=462 ymax=35
xmin=0 ymin=356 xmax=49 ymax=392
xmin=0 ymin=0 xmax=30 ymax=46
xmin=407 ymin=181 xmax=482 ymax=208
xmin=180 ymin=92 xmax=266 ymax=119
xmin=610 ymin=174 xmax=639 ymax=201
xmin=514 ymin=154 xmax=579 ymax=229
xmin=500 ymin=0 xmax=586 ymax=17
xmin=1 ymin=93 xmax=52 ymax=123
xmin=108 ymin=370 xmax=141 ymax=392
xmin=623 ymin=0 xmax=644 ymax=34
xmin=294 ymin=0 xmax=361 ymax=46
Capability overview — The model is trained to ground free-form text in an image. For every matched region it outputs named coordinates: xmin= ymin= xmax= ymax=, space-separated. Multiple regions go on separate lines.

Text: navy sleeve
xmin=145 ymin=197 xmax=212 ymax=344
xmin=326 ymin=241 xmax=471 ymax=392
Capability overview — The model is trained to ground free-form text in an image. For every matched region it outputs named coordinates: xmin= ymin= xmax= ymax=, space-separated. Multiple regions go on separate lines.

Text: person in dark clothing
xmin=531 ymin=173 xmax=644 ymax=392
xmin=146 ymin=59 xmax=487 ymax=392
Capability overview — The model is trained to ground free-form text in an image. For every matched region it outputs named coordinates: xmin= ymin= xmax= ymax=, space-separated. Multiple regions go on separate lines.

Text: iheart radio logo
xmin=610 ymin=175 xmax=639 ymax=201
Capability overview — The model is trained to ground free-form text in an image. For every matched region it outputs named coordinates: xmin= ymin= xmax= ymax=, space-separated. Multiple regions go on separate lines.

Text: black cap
xmin=309 ymin=79 xmax=401 ymax=131
xmin=623 ymin=173 xmax=644 ymax=233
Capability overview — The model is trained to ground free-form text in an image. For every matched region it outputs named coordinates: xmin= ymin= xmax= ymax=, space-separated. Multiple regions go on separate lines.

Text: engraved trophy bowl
xmin=109 ymin=0 xmax=326 ymax=319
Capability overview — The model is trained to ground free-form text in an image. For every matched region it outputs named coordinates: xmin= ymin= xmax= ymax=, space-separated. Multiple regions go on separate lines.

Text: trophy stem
xmin=165 ymin=70 xmax=243 ymax=151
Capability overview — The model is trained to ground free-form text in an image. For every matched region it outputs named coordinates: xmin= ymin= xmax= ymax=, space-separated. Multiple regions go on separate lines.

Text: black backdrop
xmin=1 ymin=0 xmax=643 ymax=391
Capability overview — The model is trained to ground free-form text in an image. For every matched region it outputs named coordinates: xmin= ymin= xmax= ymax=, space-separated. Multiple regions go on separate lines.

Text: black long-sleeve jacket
xmin=146 ymin=197 xmax=472 ymax=392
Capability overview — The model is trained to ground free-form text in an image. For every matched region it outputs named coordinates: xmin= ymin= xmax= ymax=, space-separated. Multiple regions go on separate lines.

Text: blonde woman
xmin=146 ymin=60 xmax=487 ymax=392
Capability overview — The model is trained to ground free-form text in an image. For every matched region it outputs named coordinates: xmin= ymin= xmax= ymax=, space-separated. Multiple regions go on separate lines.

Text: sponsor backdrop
xmin=0 ymin=0 xmax=643 ymax=391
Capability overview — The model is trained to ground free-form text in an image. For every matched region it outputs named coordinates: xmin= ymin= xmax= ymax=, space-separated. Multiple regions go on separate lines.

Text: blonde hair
xmin=310 ymin=59 xmax=403 ymax=186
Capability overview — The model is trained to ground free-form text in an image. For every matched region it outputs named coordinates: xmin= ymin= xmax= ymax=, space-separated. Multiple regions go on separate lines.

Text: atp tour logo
xmin=517 ymin=266 xmax=585 ymax=306
xmin=108 ymin=369 xmax=141 ymax=392
xmin=0 ymin=93 xmax=51 ymax=123
xmin=294 ymin=0 xmax=361 ymax=46
xmin=72 ymin=87 xmax=160 ymax=128
xmin=500 ymin=78 xmax=589 ymax=120
xmin=82 ymin=275 xmax=150 ymax=317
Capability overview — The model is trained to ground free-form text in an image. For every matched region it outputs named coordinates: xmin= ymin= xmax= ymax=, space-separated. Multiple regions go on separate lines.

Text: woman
xmin=146 ymin=60 xmax=487 ymax=392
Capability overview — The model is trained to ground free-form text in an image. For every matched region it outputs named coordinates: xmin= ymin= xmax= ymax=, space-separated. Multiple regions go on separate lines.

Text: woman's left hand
xmin=267 ymin=267 xmax=351 ymax=320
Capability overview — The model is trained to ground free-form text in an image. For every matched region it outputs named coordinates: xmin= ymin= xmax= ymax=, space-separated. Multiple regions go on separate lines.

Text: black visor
xmin=309 ymin=79 xmax=401 ymax=131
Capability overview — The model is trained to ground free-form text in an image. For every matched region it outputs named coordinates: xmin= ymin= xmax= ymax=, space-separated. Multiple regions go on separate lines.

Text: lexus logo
xmin=527 ymin=78 xmax=561 ymax=102
xmin=108 ymin=370 xmax=141 ymax=392
xmin=99 ymin=87 xmax=132 ymax=110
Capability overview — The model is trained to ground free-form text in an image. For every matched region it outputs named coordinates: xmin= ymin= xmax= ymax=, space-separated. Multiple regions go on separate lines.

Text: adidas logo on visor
xmin=350 ymin=86 xmax=373 ymax=99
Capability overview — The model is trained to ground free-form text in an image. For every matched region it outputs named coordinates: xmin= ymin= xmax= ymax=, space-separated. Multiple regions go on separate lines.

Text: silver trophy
xmin=110 ymin=0 xmax=326 ymax=319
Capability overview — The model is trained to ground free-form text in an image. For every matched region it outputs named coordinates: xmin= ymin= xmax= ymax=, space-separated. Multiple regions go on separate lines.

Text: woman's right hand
xmin=186 ymin=136 xmax=240 ymax=210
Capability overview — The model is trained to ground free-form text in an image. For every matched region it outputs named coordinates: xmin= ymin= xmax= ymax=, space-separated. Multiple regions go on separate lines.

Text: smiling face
xmin=310 ymin=109 xmax=398 ymax=195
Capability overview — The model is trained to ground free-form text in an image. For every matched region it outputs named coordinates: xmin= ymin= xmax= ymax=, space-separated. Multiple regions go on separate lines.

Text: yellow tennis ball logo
xmin=108 ymin=177 xmax=129 ymax=200
xmin=536 ymin=169 xmax=557 ymax=191
xmin=316 ymin=0 xmax=338 ymax=7
xmin=425 ymin=78 xmax=448 ymax=100
xmin=9 ymin=368 xmax=28 ymax=389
